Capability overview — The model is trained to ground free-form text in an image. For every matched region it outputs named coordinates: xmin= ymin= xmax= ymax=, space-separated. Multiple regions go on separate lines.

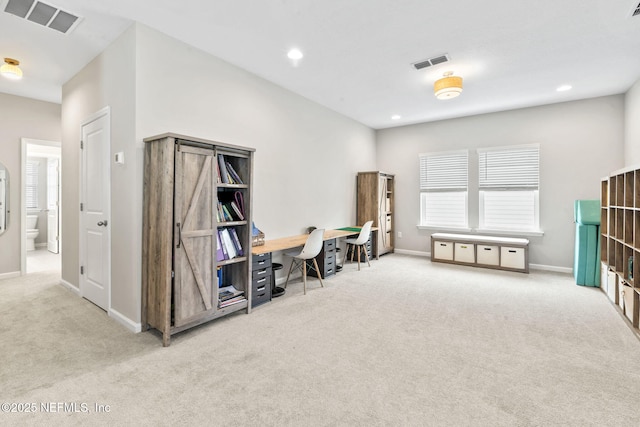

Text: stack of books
xmin=217 ymin=154 xmax=244 ymax=184
xmin=218 ymin=285 xmax=245 ymax=308
xmin=217 ymin=227 xmax=244 ymax=261
xmin=217 ymin=200 xmax=245 ymax=222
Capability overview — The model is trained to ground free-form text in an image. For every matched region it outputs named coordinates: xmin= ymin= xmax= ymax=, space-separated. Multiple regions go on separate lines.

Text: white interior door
xmin=47 ymin=158 xmax=60 ymax=253
xmin=80 ymin=109 xmax=111 ymax=311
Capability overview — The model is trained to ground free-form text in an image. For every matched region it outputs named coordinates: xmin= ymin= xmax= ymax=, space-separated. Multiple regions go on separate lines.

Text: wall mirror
xmin=0 ymin=162 xmax=8 ymax=234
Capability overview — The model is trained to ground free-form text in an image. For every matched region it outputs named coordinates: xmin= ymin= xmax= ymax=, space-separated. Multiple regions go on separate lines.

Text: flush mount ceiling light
xmin=1 ymin=58 xmax=23 ymax=80
xmin=556 ymin=84 xmax=572 ymax=92
xmin=434 ymin=71 xmax=463 ymax=100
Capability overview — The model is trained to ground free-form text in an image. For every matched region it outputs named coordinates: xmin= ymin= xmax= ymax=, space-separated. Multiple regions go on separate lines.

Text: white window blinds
xmin=478 ymin=145 xmax=539 ymax=189
xmin=478 ymin=144 xmax=540 ymax=232
xmin=419 ymin=150 xmax=468 ymax=228
xmin=420 ymin=150 xmax=468 ymax=190
xmin=26 ymin=160 xmax=39 ymax=209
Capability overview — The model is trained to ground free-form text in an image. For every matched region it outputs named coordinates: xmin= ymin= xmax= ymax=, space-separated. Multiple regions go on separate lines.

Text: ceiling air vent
xmin=412 ymin=54 xmax=450 ymax=70
xmin=633 ymin=2 xmax=640 ymax=17
xmin=3 ymin=0 xmax=81 ymax=34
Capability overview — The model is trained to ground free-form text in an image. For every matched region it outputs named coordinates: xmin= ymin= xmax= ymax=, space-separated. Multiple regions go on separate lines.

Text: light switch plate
xmin=115 ymin=152 xmax=124 ymax=164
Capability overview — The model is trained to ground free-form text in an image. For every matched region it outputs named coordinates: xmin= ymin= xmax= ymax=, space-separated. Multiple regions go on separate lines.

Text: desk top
xmin=251 ymin=229 xmax=361 ymax=255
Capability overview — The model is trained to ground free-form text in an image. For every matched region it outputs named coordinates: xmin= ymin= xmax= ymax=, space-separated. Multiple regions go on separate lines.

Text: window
xmin=478 ymin=144 xmax=539 ymax=232
xmin=26 ymin=160 xmax=39 ymax=209
xmin=419 ymin=150 xmax=468 ymax=228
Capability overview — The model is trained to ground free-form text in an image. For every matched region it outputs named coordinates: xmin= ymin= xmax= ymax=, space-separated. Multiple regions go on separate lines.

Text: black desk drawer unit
xmin=345 ymin=233 xmax=372 ymax=260
xmin=308 ymin=238 xmax=337 ymax=279
xmin=251 ymin=253 xmax=272 ymax=307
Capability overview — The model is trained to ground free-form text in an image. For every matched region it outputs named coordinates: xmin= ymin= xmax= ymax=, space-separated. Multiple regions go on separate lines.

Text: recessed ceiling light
xmin=287 ymin=48 xmax=303 ymax=67
xmin=556 ymin=85 xmax=572 ymax=92
xmin=391 ymin=115 xmax=401 ymax=120
xmin=287 ymin=48 xmax=303 ymax=60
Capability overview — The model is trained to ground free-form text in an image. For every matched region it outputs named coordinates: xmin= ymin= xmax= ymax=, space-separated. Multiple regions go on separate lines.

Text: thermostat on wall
xmin=115 ymin=152 xmax=124 ymax=164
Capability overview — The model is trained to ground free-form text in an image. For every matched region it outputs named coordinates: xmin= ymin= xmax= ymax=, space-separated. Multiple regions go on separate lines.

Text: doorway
xmin=21 ymin=139 xmax=61 ymax=274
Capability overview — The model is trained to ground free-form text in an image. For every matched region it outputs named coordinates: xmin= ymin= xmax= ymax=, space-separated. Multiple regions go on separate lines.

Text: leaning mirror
xmin=0 ymin=162 xmax=8 ymax=234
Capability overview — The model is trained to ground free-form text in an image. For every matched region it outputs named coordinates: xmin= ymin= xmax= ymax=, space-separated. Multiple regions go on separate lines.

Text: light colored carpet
xmin=1 ymin=255 xmax=639 ymax=426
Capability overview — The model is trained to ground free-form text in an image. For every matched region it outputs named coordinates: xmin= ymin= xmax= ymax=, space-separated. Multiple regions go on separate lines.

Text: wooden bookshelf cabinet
xmin=142 ymin=133 xmax=254 ymax=346
xmin=600 ymin=166 xmax=640 ymax=334
xmin=356 ymin=171 xmax=394 ymax=256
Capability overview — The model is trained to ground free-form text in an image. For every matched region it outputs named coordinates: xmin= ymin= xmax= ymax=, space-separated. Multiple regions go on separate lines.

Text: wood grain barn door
xmin=173 ymin=144 xmax=216 ymax=327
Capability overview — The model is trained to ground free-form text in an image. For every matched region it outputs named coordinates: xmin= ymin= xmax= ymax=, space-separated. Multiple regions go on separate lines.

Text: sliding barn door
xmin=173 ymin=144 xmax=216 ymax=327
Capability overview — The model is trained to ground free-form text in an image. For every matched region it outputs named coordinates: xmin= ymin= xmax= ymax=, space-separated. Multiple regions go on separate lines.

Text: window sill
xmin=475 ymin=228 xmax=544 ymax=237
xmin=416 ymin=225 xmax=544 ymax=237
xmin=417 ymin=225 xmax=472 ymax=233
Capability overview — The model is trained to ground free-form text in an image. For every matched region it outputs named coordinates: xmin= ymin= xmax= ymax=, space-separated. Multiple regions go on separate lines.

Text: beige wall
xmin=624 ymin=78 xmax=640 ymax=166
xmin=376 ymin=95 xmax=625 ymax=270
xmin=0 ymin=93 xmax=60 ymax=276
xmin=61 ymin=24 xmax=137 ymax=322
xmin=61 ymin=23 xmax=376 ymax=327
xmin=39 ymin=20 xmax=638 ymax=327
xmin=135 ymin=25 xmax=376 ymax=238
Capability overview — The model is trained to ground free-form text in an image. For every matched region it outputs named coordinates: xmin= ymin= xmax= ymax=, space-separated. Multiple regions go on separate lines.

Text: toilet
xmin=26 ymin=215 xmax=39 ymax=251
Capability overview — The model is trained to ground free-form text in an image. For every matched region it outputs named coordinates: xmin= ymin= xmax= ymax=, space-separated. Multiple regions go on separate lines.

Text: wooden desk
xmin=251 ymin=227 xmax=378 ymax=258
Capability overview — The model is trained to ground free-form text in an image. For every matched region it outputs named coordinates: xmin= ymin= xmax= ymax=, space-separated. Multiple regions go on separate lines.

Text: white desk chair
xmin=343 ymin=220 xmax=373 ymax=270
xmin=284 ymin=228 xmax=325 ymax=295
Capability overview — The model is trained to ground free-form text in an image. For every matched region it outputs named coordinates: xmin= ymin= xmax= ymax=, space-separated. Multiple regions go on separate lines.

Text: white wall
xmin=624 ymin=78 xmax=640 ymax=166
xmin=0 ymin=93 xmax=60 ymax=276
xmin=376 ymin=95 xmax=625 ymax=269
xmin=61 ymin=23 xmax=376 ymax=326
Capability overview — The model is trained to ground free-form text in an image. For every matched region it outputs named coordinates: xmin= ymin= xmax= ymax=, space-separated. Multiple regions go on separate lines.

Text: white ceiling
xmin=2 ymin=0 xmax=640 ymax=129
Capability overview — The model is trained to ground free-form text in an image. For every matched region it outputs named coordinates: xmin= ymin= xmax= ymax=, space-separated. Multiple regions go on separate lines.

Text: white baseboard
xmin=394 ymin=249 xmax=572 ymax=274
xmin=0 ymin=271 xmax=21 ymax=280
xmin=109 ymin=308 xmax=142 ymax=333
xmin=59 ymin=279 xmax=140 ymax=333
xmin=60 ymin=279 xmax=80 ymax=295
xmin=529 ymin=264 xmax=573 ymax=274
xmin=394 ymin=249 xmax=429 ymax=257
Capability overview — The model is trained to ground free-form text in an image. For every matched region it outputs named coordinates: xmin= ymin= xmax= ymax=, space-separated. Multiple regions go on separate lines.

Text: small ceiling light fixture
xmin=391 ymin=114 xmax=401 ymax=120
xmin=556 ymin=84 xmax=572 ymax=92
xmin=287 ymin=48 xmax=304 ymax=66
xmin=434 ymin=71 xmax=463 ymax=100
xmin=1 ymin=58 xmax=23 ymax=80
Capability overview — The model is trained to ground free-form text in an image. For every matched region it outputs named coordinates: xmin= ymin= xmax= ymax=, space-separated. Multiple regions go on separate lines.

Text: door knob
xmin=97 ymin=220 xmax=108 ymax=227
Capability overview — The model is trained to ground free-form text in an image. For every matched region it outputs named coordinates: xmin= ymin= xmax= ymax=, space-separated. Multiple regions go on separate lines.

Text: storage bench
xmin=431 ymin=233 xmax=529 ymax=273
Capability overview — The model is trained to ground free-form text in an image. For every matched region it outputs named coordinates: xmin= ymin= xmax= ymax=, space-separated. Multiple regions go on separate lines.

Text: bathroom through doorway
xmin=21 ymin=138 xmax=61 ymax=275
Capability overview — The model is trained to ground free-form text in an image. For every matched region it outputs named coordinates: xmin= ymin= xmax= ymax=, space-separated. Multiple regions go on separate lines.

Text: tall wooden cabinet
xmin=600 ymin=166 xmax=640 ymax=335
xmin=356 ymin=171 xmax=394 ymax=256
xmin=142 ymin=133 xmax=254 ymax=346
